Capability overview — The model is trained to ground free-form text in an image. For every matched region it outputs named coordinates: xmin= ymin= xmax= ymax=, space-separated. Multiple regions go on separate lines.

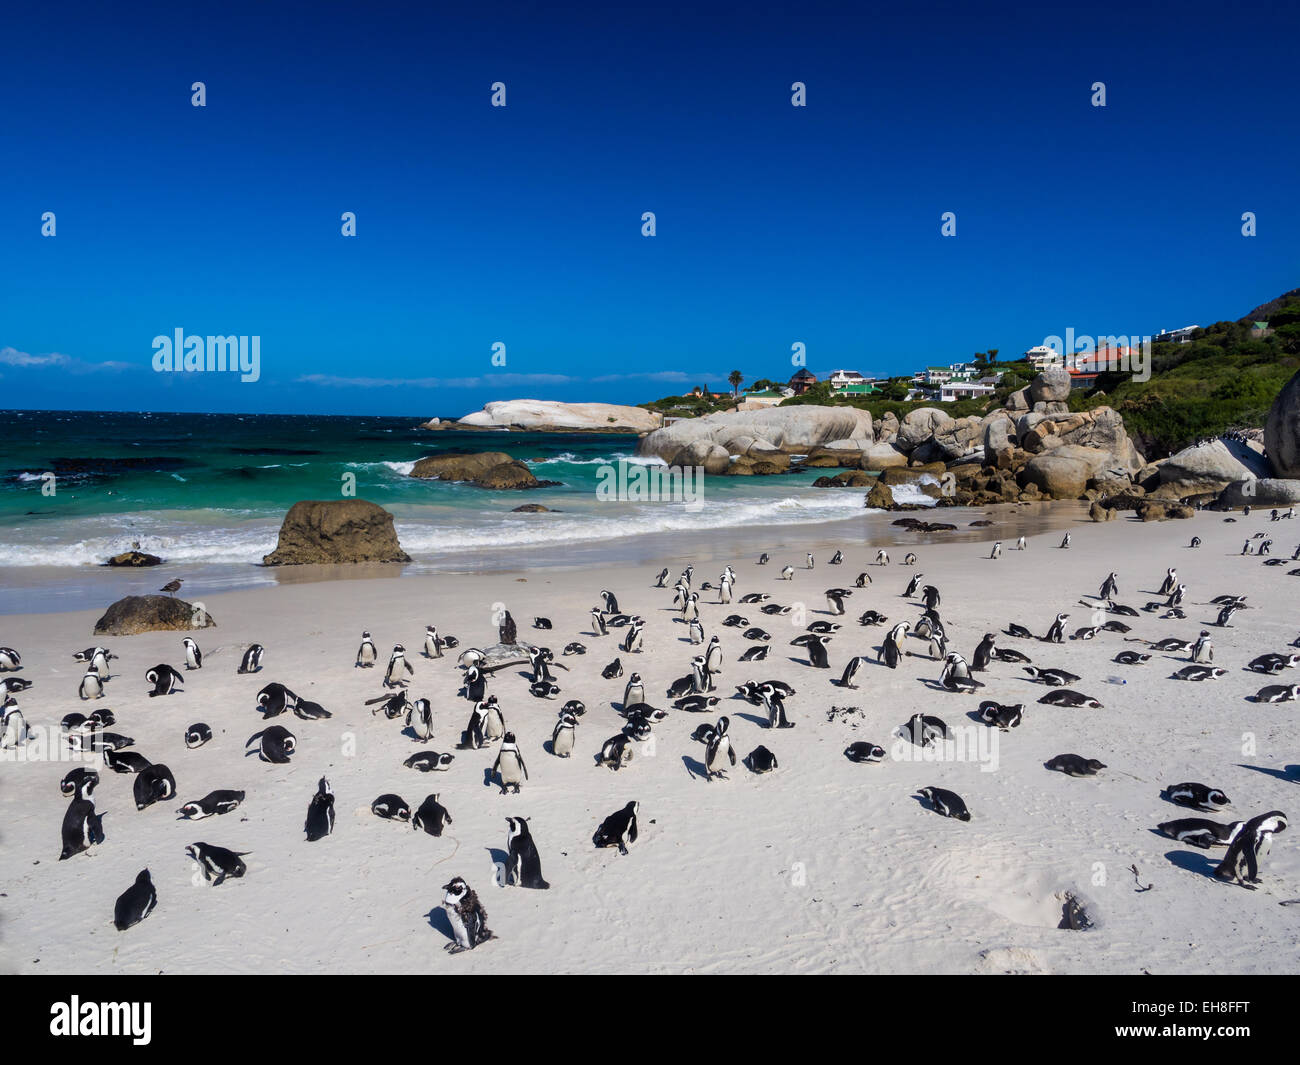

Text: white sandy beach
xmin=2 ymin=507 xmax=1299 ymax=975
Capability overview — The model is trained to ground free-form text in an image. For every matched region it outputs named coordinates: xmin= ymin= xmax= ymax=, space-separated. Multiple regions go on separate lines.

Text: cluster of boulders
xmin=408 ymin=451 xmax=560 ymax=490
xmin=632 ymin=365 xmax=1300 ymax=518
xmin=430 ymin=400 xmax=662 ymax=434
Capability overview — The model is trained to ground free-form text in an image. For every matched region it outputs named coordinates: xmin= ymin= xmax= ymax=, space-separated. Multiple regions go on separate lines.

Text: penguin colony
xmin=4 ymin=509 xmax=1298 ymax=958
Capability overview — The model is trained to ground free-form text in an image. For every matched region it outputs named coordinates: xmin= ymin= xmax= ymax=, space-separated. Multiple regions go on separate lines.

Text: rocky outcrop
xmin=262 ymin=500 xmax=411 ymax=566
xmin=1157 ymin=439 xmax=1271 ymax=495
xmin=512 ymin=503 xmax=551 ymax=512
xmin=102 ymin=550 xmax=164 ymax=567
xmin=94 ymin=595 xmax=215 ymax=636
xmin=865 ymin=481 xmax=895 ymax=509
xmin=636 ymin=407 xmax=873 ymax=464
xmin=1216 ymin=478 xmax=1300 ymax=507
xmin=861 ymin=441 xmax=909 ymax=469
xmin=1019 ymin=446 xmax=1117 ymax=499
xmin=409 ymin=451 xmax=557 ymax=489
xmin=813 ymin=470 xmax=873 ymax=487
xmin=1028 ymin=368 xmax=1071 ymax=404
xmin=1265 ymin=369 xmax=1300 ymax=478
xmin=1137 ymin=500 xmax=1195 ymax=522
xmin=438 ymin=400 xmax=661 ymax=434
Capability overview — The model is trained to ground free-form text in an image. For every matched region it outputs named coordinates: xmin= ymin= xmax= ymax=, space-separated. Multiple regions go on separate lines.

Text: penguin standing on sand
xmin=441 ymin=878 xmax=494 ymax=953
xmin=621 ymin=618 xmax=644 ymax=654
xmin=1060 ymin=533 xmax=1071 ymax=549
xmin=504 ymin=817 xmax=550 ymax=889
xmin=498 ymin=611 xmax=518 ymax=646
xmin=237 ymin=644 xmax=264 ymax=674
xmin=704 ymin=717 xmax=736 ymax=780
xmin=1015 ymin=536 xmax=1027 ymax=551
xmin=528 ymin=647 xmax=555 ymax=684
xmin=705 ymin=634 xmax=723 ymax=679
xmin=591 ymin=608 xmax=609 ymax=636
xmin=971 ymin=633 xmax=996 ymax=671
xmin=146 ymin=664 xmax=184 ymax=697
xmin=384 ymin=645 xmax=414 ymax=688
xmin=1099 ymin=572 xmax=1118 ymax=600
xmin=882 ymin=622 xmax=909 ymax=668
xmin=904 ymin=573 xmax=923 ymax=597
xmin=424 ymin=625 xmax=443 ymax=658
xmin=1157 ymin=568 xmax=1178 ymax=596
xmin=826 ymin=589 xmax=851 ymax=615
xmin=792 ymin=633 xmax=830 ymax=669
xmin=493 ymin=732 xmax=528 ymax=794
xmin=1190 ymin=631 xmax=1214 ymax=664
xmin=1044 ymin=613 xmax=1068 ymax=643
xmin=182 ymin=637 xmax=203 ymax=670
xmin=623 ymin=673 xmax=645 ymax=709
xmin=762 ymin=688 xmax=794 ymax=729
xmin=551 ymin=711 xmax=578 ymax=757
xmin=989 ymin=541 xmax=1002 ymax=560
xmin=1214 ymin=811 xmax=1288 ymax=888
xmin=688 ymin=618 xmax=704 ymax=645
xmin=113 ymin=870 xmax=157 ymax=931
xmin=356 ymin=632 xmax=377 ymax=668
xmin=406 ymin=698 xmax=434 ymax=742
xmin=593 ymin=801 xmax=640 ymax=854
xmin=304 ymin=777 xmax=335 ymax=840
xmin=78 ymin=670 xmax=105 ymax=701
xmin=462 ymin=665 xmax=487 ymax=703
xmin=837 ymin=655 xmax=868 ymax=689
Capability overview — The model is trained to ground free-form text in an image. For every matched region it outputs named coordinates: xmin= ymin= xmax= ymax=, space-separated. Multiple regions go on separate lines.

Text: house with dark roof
xmin=788 ymin=368 xmax=818 ymax=394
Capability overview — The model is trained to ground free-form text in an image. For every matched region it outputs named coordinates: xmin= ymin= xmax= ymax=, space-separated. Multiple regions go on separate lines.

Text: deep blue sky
xmin=2 ymin=0 xmax=1296 ymax=417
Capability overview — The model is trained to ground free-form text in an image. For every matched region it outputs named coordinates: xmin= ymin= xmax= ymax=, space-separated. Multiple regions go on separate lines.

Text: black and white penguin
xmin=704 ymin=716 xmax=736 ymax=780
xmin=591 ymin=608 xmax=609 ymax=637
xmin=902 ymin=714 xmax=948 ymax=748
xmin=971 ymin=633 xmax=996 ymax=672
xmin=184 ymin=722 xmax=213 ymax=749
xmin=177 ymin=789 xmax=245 ymax=819
xmin=499 ymin=610 xmax=518 ymax=646
xmin=855 ymin=572 xmax=871 ymax=588
xmin=744 ymin=745 xmax=779 ymax=773
xmin=1157 ymin=817 xmax=1243 ymax=849
xmin=919 ymin=786 xmax=971 ymax=821
xmin=858 ymin=610 xmax=888 ymax=627
xmin=1114 ymin=650 xmax=1151 ymax=666
xmin=763 ymin=690 xmax=794 ymax=729
xmin=493 ymin=732 xmax=529 ymax=794
xmin=304 ymin=777 xmax=335 ymax=840
xmin=413 ymin=794 xmax=453 ymax=836
xmin=133 ymin=763 xmax=176 ymax=810
xmin=593 ymin=801 xmax=640 ymax=855
xmin=480 ymin=696 xmax=505 ymax=742
xmin=621 ymin=618 xmax=645 ymax=653
xmin=978 ymin=701 xmax=1023 ymax=730
xmin=1214 ymin=811 xmax=1288 ymax=888
xmin=248 ymin=724 xmax=296 ymax=763
xmin=104 ymin=749 xmax=151 ymax=774
xmin=113 ymin=870 xmax=157 ymax=930
xmin=1172 ymin=665 xmax=1228 ymax=682
xmin=442 ymin=878 xmax=494 ymax=953
xmin=1043 ymin=614 xmax=1068 ymax=644
xmin=1005 ymin=622 xmax=1034 ymax=639
xmin=780 ymin=564 xmax=794 ymax=580
xmin=903 ymin=573 xmax=923 ymax=597
xmin=844 ymin=742 xmax=886 ymax=763
xmin=384 ymin=645 xmax=414 ymax=688
xmin=1189 ymin=536 xmax=1202 ymax=548
xmin=504 ymin=817 xmax=549 ymax=888
xmin=837 ymin=655 xmax=868 ymax=689
xmin=186 ymin=842 xmax=249 ymax=886
xmin=60 ymin=767 xmax=99 ymax=798
xmin=882 ymin=621 xmax=909 ymax=668
xmin=655 ymin=567 xmax=670 ymax=587
xmin=1215 ymin=602 xmax=1243 ymax=627
xmin=293 ymin=698 xmax=331 ymax=721
xmin=1037 ymin=689 xmax=1103 ymax=708
xmin=807 ymin=552 xmax=816 ymax=569
xmin=1189 ymin=630 xmax=1213 ymax=663
xmin=826 ymin=589 xmax=851 ymax=615
xmin=182 ymin=637 xmax=203 ymax=670
xmin=529 ymin=681 xmax=561 ymax=699
xmin=674 ymin=694 xmax=720 ymax=713
xmin=921 ymin=585 xmax=941 ymax=611
xmin=462 ymin=665 xmax=487 ymax=703
xmin=405 ymin=750 xmax=455 ymax=771
xmin=828 ymin=550 xmax=843 ymax=566
xmin=1157 ymin=567 xmax=1178 ymax=596
xmin=1045 ymin=754 xmax=1107 ymax=776
xmin=1015 ymin=536 xmax=1027 ymax=551
xmin=903 ymin=552 xmax=918 ymax=565
xmin=237 ymin=644 xmax=265 ymax=674
xmin=1253 ymin=683 xmax=1300 ymax=703
xmin=1060 ymin=533 xmax=1071 ymax=549
xmin=369 ymin=690 xmax=411 ymax=721
xmin=0 ymin=647 xmax=20 ymax=671
xmin=989 ymin=541 xmax=1002 ymax=560
xmin=372 ymin=794 xmax=412 ymax=821
xmin=551 ymin=711 xmax=578 ymax=758
xmin=739 ymin=645 xmax=769 ymax=662
xmin=622 ymin=673 xmax=645 ymax=710
xmin=423 ymin=625 xmax=444 ymax=659
xmin=992 ymin=646 xmax=1031 ymax=664
xmin=145 ymin=664 xmax=184 ymax=698
xmin=59 ymin=795 xmax=104 ymax=860
xmin=1 ymin=677 xmax=31 ymax=695
xmin=1165 ymin=782 xmax=1229 ymax=811
xmin=406 ymin=698 xmax=434 ymax=742
xmin=940 ymin=653 xmax=982 ymax=693
xmin=1023 ymin=666 xmax=1080 ymax=686
xmin=791 ymin=633 xmax=831 ymax=669
xmin=78 ymin=670 xmax=105 ymax=701
xmin=1100 ymin=572 xmax=1118 ymax=600
xmin=355 ymin=631 xmax=378 ymax=668
xmin=257 ymin=681 xmax=298 ymax=717
xmin=1247 ymin=653 xmax=1300 ymax=674
xmin=597 ymin=733 xmax=634 ymax=770
xmin=874 ymin=549 xmax=889 ymax=566
xmin=0 ymin=703 xmax=30 ymax=749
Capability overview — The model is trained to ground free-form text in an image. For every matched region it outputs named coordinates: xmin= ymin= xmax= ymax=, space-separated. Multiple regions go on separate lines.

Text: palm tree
xmin=728 ymin=370 xmax=744 ymax=397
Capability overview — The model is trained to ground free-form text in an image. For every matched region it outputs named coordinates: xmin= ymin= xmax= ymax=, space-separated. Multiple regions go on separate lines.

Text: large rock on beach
xmin=409 ymin=451 xmax=555 ymax=489
xmin=94 ymin=595 xmax=215 ymax=636
xmin=437 ymin=400 xmax=661 ymax=434
xmin=636 ymin=407 xmax=872 ymax=463
xmin=262 ymin=500 xmax=411 ymax=566
xmin=1158 ymin=439 xmax=1271 ymax=495
xmin=1265 ymin=369 xmax=1300 ymax=478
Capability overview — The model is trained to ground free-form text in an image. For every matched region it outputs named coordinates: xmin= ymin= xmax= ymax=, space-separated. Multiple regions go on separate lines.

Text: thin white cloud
xmin=0 ymin=346 xmax=134 ymax=374
xmin=297 ymin=372 xmax=578 ymax=389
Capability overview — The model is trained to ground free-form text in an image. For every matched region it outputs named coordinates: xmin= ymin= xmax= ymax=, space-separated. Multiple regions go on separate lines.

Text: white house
xmin=1024 ymin=345 xmax=1062 ymax=371
xmin=939 ymin=380 xmax=996 ymax=402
